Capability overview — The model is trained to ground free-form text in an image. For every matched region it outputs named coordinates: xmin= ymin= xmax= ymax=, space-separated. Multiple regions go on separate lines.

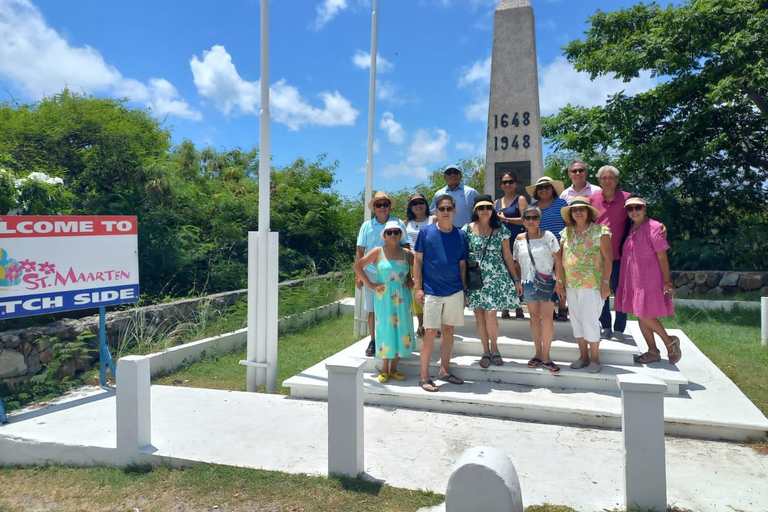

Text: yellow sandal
xmin=389 ymin=371 xmax=406 ymax=381
xmin=378 ymin=372 xmax=389 ymax=383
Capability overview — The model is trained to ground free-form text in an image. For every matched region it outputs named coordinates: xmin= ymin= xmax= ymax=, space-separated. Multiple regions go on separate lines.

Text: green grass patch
xmin=661 ymin=305 xmax=768 ymax=416
xmin=154 ymin=313 xmax=364 ymax=393
xmin=679 ymin=290 xmax=765 ymax=302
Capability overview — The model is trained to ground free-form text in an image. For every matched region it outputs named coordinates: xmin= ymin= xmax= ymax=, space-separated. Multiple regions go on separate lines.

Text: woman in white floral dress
xmin=464 ymin=195 xmax=521 ymax=368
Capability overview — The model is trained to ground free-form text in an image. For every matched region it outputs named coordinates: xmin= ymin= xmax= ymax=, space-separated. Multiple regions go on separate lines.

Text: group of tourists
xmin=353 ymin=160 xmax=681 ymax=392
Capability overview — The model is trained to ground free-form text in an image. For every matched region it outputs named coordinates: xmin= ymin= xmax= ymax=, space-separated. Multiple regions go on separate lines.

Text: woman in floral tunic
xmin=464 ymin=195 xmax=521 ymax=368
xmin=555 ymin=197 xmax=612 ymax=373
xmin=353 ymin=221 xmax=416 ymax=383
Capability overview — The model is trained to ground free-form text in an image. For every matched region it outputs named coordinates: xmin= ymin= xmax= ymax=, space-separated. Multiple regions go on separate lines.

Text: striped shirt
xmin=532 ymin=197 xmax=568 ymax=242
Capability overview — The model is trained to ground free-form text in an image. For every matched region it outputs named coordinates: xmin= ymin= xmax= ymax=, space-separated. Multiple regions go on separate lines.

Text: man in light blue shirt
xmin=430 ymin=164 xmax=479 ymax=228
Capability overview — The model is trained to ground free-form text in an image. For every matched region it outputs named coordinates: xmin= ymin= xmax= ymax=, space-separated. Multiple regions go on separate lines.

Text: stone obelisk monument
xmin=484 ymin=0 xmax=544 ymax=200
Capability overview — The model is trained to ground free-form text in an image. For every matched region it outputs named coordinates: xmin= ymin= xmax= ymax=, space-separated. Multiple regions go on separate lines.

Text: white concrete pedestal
xmin=326 ymin=356 xmax=366 ymax=477
xmin=116 ymin=355 xmax=151 ymax=465
xmin=618 ymin=374 xmax=667 ymax=512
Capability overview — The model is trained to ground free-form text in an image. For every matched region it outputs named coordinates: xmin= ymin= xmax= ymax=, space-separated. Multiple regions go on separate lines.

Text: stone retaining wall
xmin=0 ymin=272 xmax=345 ymax=388
xmin=670 ymin=271 xmax=768 ymax=298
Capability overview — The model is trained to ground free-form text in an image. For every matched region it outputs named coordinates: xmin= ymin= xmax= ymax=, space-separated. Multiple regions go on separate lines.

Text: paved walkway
xmin=2 ymin=385 xmax=767 ymax=511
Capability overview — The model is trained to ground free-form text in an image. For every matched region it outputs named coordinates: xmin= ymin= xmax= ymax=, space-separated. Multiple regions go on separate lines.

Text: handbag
xmin=526 ymin=232 xmax=556 ymax=301
xmin=465 ymin=228 xmax=492 ymax=291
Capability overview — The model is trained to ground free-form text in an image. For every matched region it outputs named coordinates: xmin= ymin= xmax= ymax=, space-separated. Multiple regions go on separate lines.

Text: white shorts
xmin=565 ymin=288 xmax=604 ymax=343
xmin=423 ymin=290 xmax=465 ymax=329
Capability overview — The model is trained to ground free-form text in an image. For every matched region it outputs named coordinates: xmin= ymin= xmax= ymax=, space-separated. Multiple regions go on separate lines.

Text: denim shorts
xmin=522 ymin=281 xmax=553 ymax=303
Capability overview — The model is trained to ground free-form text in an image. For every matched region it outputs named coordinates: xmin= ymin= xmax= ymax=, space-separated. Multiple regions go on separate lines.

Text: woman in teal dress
xmin=353 ymin=220 xmax=416 ymax=383
xmin=464 ymin=195 xmax=521 ymax=368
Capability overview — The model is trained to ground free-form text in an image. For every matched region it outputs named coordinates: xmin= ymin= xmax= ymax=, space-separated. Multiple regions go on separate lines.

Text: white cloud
xmin=380 ymin=112 xmax=405 ymax=144
xmin=191 ymin=45 xmax=359 ymax=130
xmin=464 ymin=98 xmax=488 ymax=122
xmin=459 ymin=56 xmax=491 ymax=87
xmin=0 ymin=0 xmax=201 ymax=120
xmin=382 ymin=128 xmax=449 ymax=179
xmin=352 ymin=50 xmax=393 ymax=72
xmin=538 ymin=56 xmax=656 ymax=116
xmin=315 ymin=0 xmax=348 ymax=29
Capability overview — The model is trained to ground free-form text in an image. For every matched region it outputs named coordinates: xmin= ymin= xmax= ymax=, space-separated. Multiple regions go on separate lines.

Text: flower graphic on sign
xmin=0 ymin=249 xmax=23 ymax=287
xmin=38 ymin=261 xmax=56 ymax=275
xmin=18 ymin=259 xmax=36 ymax=272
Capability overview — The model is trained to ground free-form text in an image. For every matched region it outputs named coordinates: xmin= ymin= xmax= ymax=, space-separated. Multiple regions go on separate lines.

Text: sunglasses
xmin=475 ymin=205 xmax=493 ymax=211
xmin=384 ymin=229 xmax=401 ymax=236
xmin=570 ymin=206 xmax=588 ymax=213
xmin=374 ymin=202 xmax=391 ymax=208
xmin=523 ymin=216 xmax=540 ymax=221
xmin=444 ymin=170 xmax=460 ymax=175
xmin=409 ymin=200 xmax=427 ymax=206
xmin=501 ymin=179 xmax=516 ymax=185
xmin=437 ymin=206 xmax=454 ymax=212
xmin=570 ymin=168 xmax=586 ymax=174
xmin=536 ymin=185 xmax=553 ymax=191
xmin=626 ymin=205 xmax=645 ymax=212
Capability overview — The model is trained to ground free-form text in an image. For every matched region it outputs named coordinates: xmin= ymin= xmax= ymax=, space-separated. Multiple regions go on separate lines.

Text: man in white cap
xmin=430 ymin=164 xmax=479 ymax=228
xmin=356 ymin=191 xmax=409 ymax=356
xmin=560 ymin=158 xmax=601 ymax=203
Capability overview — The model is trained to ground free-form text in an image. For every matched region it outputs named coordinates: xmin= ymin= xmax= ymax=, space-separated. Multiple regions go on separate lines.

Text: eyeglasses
xmin=374 ymin=202 xmax=391 ymax=208
xmin=475 ymin=205 xmax=493 ymax=211
xmin=570 ymin=207 xmax=588 ymax=214
xmin=437 ymin=206 xmax=454 ymax=212
xmin=523 ymin=216 xmax=540 ymax=221
xmin=384 ymin=229 xmax=401 ymax=236
xmin=501 ymin=179 xmax=516 ymax=185
xmin=570 ymin=168 xmax=586 ymax=174
xmin=536 ymin=185 xmax=553 ymax=191
xmin=410 ymin=200 xmax=426 ymax=206
xmin=625 ymin=205 xmax=645 ymax=212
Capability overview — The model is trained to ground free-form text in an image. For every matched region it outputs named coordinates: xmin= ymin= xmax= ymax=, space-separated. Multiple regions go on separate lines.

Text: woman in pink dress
xmin=614 ymin=195 xmax=681 ymax=364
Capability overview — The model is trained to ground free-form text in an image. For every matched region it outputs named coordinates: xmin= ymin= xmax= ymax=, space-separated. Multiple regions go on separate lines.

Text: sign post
xmin=0 ymin=215 xmax=139 ymax=422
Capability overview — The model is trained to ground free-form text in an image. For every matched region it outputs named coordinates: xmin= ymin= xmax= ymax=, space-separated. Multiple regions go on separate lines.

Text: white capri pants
xmin=565 ymin=288 xmax=605 ymax=343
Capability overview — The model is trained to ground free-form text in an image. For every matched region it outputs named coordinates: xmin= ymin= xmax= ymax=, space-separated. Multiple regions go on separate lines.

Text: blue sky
xmin=0 ymin=0 xmax=661 ymax=198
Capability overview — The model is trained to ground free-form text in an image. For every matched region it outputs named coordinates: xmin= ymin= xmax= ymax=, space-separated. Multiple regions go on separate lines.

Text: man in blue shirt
xmin=356 ymin=191 xmax=409 ymax=356
xmin=414 ymin=194 xmax=467 ymax=392
xmin=430 ymin=164 xmax=479 ymax=228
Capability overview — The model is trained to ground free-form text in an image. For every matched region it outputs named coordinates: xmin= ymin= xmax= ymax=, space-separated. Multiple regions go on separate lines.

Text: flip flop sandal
xmin=527 ymin=357 xmax=543 ymax=368
xmin=665 ymin=336 xmax=682 ymax=364
xmin=491 ymin=351 xmax=504 ymax=366
xmin=419 ymin=379 xmax=438 ymax=392
xmin=541 ymin=361 xmax=560 ymax=374
xmin=634 ymin=351 xmax=661 ymax=364
xmin=437 ymin=374 xmax=464 ymax=385
xmin=479 ymin=353 xmax=492 ymax=369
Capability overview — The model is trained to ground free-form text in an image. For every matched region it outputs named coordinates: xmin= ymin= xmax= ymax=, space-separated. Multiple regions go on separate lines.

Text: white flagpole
xmin=355 ymin=0 xmax=379 ymax=337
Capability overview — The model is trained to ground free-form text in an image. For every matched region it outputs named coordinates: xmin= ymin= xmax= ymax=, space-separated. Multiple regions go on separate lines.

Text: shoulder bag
xmin=466 ymin=227 xmax=492 ymax=291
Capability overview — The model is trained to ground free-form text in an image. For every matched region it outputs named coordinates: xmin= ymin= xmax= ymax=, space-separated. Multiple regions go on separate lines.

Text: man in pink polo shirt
xmin=590 ymin=165 xmax=632 ymax=341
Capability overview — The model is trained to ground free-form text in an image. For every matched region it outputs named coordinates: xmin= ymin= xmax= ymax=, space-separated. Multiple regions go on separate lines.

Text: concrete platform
xmin=1 ymin=385 xmax=766 ymax=512
xmin=285 ymin=313 xmax=768 ymax=442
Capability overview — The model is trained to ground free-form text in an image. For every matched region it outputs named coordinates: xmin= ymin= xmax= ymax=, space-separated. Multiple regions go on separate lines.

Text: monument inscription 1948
xmin=485 ymin=0 xmax=544 ymax=201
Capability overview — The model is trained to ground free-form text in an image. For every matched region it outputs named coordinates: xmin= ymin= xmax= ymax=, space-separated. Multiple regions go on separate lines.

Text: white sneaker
xmin=611 ymin=332 xmax=625 ymax=342
xmin=600 ymin=328 xmax=612 ymax=340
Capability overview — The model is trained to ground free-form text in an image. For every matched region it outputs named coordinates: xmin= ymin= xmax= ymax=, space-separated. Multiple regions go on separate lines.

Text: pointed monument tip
xmin=495 ymin=0 xmax=532 ymax=10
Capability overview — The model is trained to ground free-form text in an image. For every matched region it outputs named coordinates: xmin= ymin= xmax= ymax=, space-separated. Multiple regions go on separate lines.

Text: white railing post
xmin=761 ymin=296 xmax=767 ymax=346
xmin=617 ymin=374 xmax=667 ymax=512
xmin=116 ymin=355 xmax=151 ymax=464
xmin=326 ymin=356 xmax=366 ymax=477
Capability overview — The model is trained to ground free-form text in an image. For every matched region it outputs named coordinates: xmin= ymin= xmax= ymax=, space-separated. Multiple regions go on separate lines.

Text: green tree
xmin=541 ymin=0 xmax=768 ymax=270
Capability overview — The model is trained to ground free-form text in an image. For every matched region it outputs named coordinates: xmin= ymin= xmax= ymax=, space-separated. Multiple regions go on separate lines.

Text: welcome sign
xmin=0 ymin=216 xmax=139 ymax=319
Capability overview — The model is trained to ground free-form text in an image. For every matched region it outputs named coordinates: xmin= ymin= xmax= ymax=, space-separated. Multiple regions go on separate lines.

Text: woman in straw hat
xmin=353 ymin=221 xmax=416 ymax=383
xmin=614 ymin=195 xmax=681 ymax=364
xmin=555 ymin=197 xmax=612 ymax=373
xmin=464 ymin=195 xmax=521 ymax=368
xmin=404 ymin=193 xmax=434 ymax=337
xmin=526 ymin=176 xmax=569 ymax=321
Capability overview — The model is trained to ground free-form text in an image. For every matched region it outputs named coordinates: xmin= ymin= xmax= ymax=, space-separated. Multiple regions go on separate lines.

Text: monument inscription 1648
xmin=485 ymin=0 xmax=544 ymax=200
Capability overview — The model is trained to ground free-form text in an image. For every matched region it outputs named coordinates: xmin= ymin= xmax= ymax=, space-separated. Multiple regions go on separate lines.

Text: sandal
xmin=491 ymin=351 xmax=504 ymax=366
xmin=419 ymin=379 xmax=438 ymax=392
xmin=501 ymin=310 xmax=511 ymax=319
xmin=634 ymin=351 xmax=661 ymax=364
xmin=557 ymin=308 xmax=568 ymax=321
xmin=515 ymin=308 xmax=525 ymax=319
xmin=527 ymin=357 xmax=542 ymax=368
xmin=479 ymin=353 xmax=492 ymax=369
xmin=541 ymin=361 xmax=560 ymax=374
xmin=665 ymin=336 xmax=682 ymax=365
xmin=378 ymin=372 xmax=389 ymax=383
xmin=389 ymin=371 xmax=406 ymax=381
xmin=437 ymin=373 xmax=464 ymax=385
